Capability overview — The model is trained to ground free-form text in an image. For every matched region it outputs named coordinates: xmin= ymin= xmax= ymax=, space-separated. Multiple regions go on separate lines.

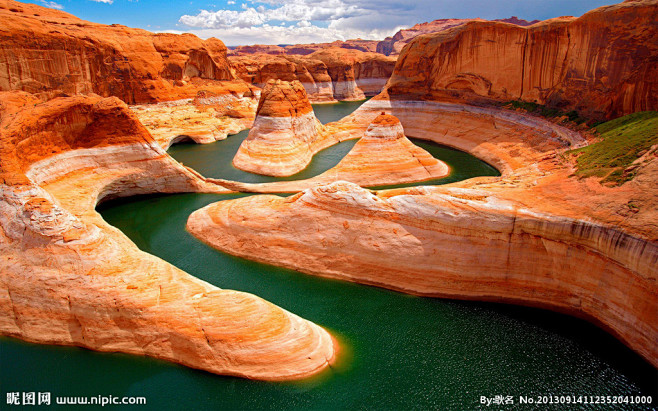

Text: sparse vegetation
xmin=567 ymin=111 xmax=658 ymax=185
xmin=505 ymin=100 xmax=589 ymax=125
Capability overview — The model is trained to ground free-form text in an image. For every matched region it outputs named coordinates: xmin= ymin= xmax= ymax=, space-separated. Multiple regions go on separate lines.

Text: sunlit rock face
xmin=0 ymin=0 xmax=248 ymax=104
xmin=130 ymin=87 xmax=259 ymax=150
xmin=375 ymin=17 xmax=539 ymax=56
xmin=309 ymin=113 xmax=449 ymax=186
xmin=386 ymin=0 xmax=657 ymax=120
xmin=0 ymin=90 xmax=336 ymax=381
xmin=232 ymin=79 xmax=324 ymax=177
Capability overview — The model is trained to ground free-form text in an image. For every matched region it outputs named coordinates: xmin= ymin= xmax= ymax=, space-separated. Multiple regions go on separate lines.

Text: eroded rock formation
xmin=0 ymin=0 xmax=244 ymax=104
xmin=232 ymin=80 xmax=324 ymax=176
xmin=318 ymin=113 xmax=448 ymax=185
xmin=131 ymin=87 xmax=259 ymax=149
xmin=0 ymin=90 xmax=336 ymax=380
xmin=229 ymin=48 xmax=396 ymax=102
xmin=223 ymin=113 xmax=448 ymax=191
xmin=229 ymin=54 xmax=336 ymax=102
xmin=310 ymin=48 xmax=396 ymax=100
xmin=386 ymin=0 xmax=658 ymax=120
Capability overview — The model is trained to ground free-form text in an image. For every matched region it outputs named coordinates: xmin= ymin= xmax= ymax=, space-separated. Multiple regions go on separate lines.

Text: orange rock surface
xmin=229 ymin=48 xmax=396 ymax=102
xmin=386 ymin=0 xmax=658 ymax=120
xmin=0 ymin=90 xmax=336 ymax=380
xmin=309 ymin=48 xmax=396 ymax=100
xmin=232 ymin=80 xmax=323 ymax=176
xmin=130 ymin=88 xmax=259 ymax=148
xmin=223 ymin=113 xmax=448 ymax=191
xmin=229 ymin=54 xmax=336 ymax=102
xmin=0 ymin=0 xmax=246 ymax=104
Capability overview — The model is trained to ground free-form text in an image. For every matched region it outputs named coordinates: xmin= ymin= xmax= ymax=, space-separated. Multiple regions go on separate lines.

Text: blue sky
xmin=24 ymin=0 xmax=616 ymax=46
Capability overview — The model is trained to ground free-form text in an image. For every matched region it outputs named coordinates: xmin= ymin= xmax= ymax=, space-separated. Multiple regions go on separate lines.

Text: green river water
xmin=1 ymin=100 xmax=655 ymax=410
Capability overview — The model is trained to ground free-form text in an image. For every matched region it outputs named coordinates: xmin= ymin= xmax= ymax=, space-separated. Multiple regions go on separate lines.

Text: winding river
xmin=1 ymin=100 xmax=655 ymax=410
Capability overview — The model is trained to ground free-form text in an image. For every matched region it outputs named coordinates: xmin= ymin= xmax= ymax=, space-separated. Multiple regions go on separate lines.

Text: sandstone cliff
xmin=310 ymin=48 xmax=396 ymax=100
xmin=385 ymin=0 xmax=658 ymax=120
xmin=0 ymin=0 xmax=246 ymax=104
xmin=0 ymin=90 xmax=336 ymax=380
xmin=376 ymin=17 xmax=539 ymax=56
xmin=229 ymin=48 xmax=396 ymax=102
xmin=229 ymin=54 xmax=336 ymax=102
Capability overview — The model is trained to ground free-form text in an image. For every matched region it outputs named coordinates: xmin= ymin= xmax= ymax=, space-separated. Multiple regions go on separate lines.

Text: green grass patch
xmin=567 ymin=111 xmax=658 ymax=185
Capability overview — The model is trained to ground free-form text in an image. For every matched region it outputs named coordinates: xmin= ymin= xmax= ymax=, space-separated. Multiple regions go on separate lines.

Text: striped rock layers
xmin=0 ymin=0 xmax=248 ymax=104
xmin=232 ymin=80 xmax=324 ymax=176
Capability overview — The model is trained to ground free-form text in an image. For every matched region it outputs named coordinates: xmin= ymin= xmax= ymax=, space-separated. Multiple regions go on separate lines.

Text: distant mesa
xmin=229 ymin=48 xmax=396 ymax=103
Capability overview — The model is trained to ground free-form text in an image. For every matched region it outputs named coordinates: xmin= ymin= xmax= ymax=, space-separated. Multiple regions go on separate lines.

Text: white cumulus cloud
xmin=162 ymin=23 xmax=397 ymax=46
xmin=180 ymin=0 xmax=367 ymax=29
xmin=39 ymin=0 xmax=64 ymax=9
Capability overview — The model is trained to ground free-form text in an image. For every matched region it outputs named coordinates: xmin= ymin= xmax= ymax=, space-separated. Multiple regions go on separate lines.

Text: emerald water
xmin=1 ymin=101 xmax=655 ymax=410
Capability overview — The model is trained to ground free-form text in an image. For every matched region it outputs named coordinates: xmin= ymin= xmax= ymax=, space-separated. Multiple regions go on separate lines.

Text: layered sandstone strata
xmin=386 ymin=0 xmax=658 ymax=120
xmin=229 ymin=48 xmax=396 ymax=102
xmin=316 ymin=114 xmax=448 ymax=185
xmin=310 ymin=48 xmax=396 ymax=100
xmin=221 ymin=113 xmax=448 ymax=192
xmin=0 ymin=91 xmax=335 ymax=380
xmin=188 ymin=95 xmax=657 ymax=368
xmin=131 ymin=87 xmax=259 ymax=149
xmin=232 ymin=80 xmax=324 ymax=176
xmin=0 ymin=0 xmax=245 ymax=104
xmin=188 ymin=180 xmax=658 ymax=368
xmin=229 ymin=54 xmax=336 ymax=102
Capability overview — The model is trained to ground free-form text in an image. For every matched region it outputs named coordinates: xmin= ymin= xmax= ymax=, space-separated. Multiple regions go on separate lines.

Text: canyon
xmin=0 ymin=0 xmax=656 ymax=389
xmin=188 ymin=0 xmax=658 ymax=368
